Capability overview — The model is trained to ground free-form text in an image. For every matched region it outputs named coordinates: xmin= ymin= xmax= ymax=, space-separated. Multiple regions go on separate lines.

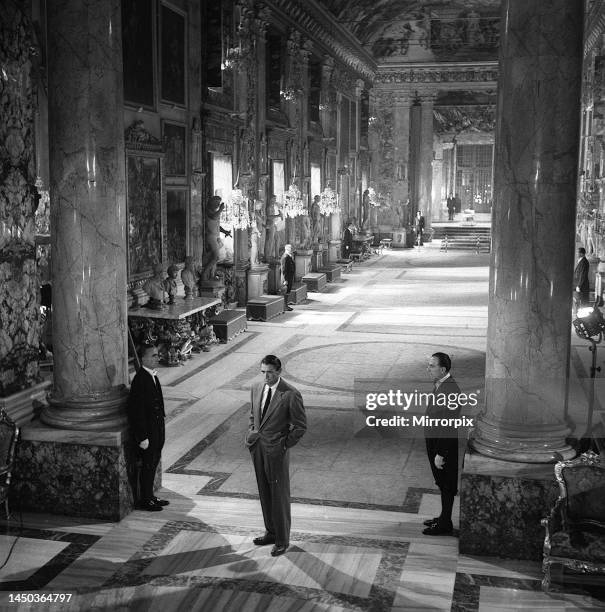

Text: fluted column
xmin=41 ymin=0 xmax=128 ymax=430
xmin=470 ymin=0 xmax=583 ymax=462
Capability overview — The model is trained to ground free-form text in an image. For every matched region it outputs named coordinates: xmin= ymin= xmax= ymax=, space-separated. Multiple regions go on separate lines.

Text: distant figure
xmin=574 ymin=247 xmax=590 ymax=312
xmin=280 ymin=244 xmax=295 ymax=312
xmin=250 ymin=218 xmax=261 ymax=267
xmin=342 ymin=222 xmax=354 ymax=259
xmin=264 ymin=195 xmax=280 ymax=260
xmin=202 ymin=196 xmax=232 ymax=281
xmin=255 ymin=201 xmax=266 ymax=260
xmin=415 ymin=211 xmax=425 ymax=246
xmin=453 ymin=194 xmax=461 ymax=214
xmin=446 ymin=193 xmax=455 ymax=221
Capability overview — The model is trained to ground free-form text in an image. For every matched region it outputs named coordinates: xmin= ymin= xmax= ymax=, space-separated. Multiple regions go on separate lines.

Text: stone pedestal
xmin=246 ymin=295 xmax=285 ymax=321
xmin=328 ymin=240 xmax=340 ymax=263
xmin=311 ymin=247 xmax=323 ymax=272
xmin=319 ymin=265 xmax=342 ymax=282
xmin=295 ymin=250 xmax=313 ymax=280
xmin=267 ymin=261 xmax=281 ymax=294
xmin=302 ymin=272 xmax=327 ymax=292
xmin=247 ymin=265 xmax=269 ymax=299
xmin=460 ymin=452 xmax=558 ymax=560
xmin=0 ymin=380 xmax=51 ymax=427
xmin=10 ymin=423 xmax=162 ymax=521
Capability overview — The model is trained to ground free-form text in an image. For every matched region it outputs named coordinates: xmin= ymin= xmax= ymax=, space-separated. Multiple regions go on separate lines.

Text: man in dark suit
xmin=423 ymin=352 xmax=461 ymax=536
xmin=446 ymin=194 xmax=455 ymax=221
xmin=245 ymin=355 xmax=307 ymax=556
xmin=342 ymin=222 xmax=354 ymax=259
xmin=415 ymin=210 xmax=425 ymax=246
xmin=127 ymin=344 xmax=168 ymax=512
xmin=574 ymin=247 xmax=590 ymax=313
xmin=280 ymin=244 xmax=295 ymax=312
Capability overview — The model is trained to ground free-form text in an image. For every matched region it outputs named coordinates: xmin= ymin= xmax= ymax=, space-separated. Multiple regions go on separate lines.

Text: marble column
xmin=41 ymin=0 xmax=129 ymax=430
xmin=460 ymin=0 xmax=583 ymax=560
xmin=432 ymin=143 xmax=444 ymax=221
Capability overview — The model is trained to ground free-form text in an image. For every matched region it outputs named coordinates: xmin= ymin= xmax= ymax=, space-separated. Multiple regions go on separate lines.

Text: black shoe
xmin=423 ymin=517 xmax=439 ymax=527
xmin=271 ymin=544 xmax=288 ymax=556
xmin=137 ymin=500 xmax=163 ymax=512
xmin=422 ymin=522 xmax=453 ymax=536
xmin=286 ymin=307 xmax=293 ymax=311
xmin=253 ymin=535 xmax=276 ymax=546
xmin=152 ymin=497 xmax=169 ymax=506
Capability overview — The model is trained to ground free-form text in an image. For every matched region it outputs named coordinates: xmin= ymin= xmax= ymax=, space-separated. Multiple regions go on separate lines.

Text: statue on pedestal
xmin=164 ymin=264 xmax=179 ymax=304
xmin=144 ymin=263 xmax=165 ymax=309
xmin=181 ymin=256 xmax=199 ymax=299
xmin=202 ymin=195 xmax=232 ymax=281
xmin=264 ymin=195 xmax=280 ymax=260
xmin=311 ymin=195 xmax=323 ymax=245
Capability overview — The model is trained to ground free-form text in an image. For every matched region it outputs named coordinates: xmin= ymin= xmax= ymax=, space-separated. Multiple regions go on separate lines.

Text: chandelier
xmin=319 ymin=186 xmax=338 ymax=216
xmin=35 ymin=176 xmax=51 ymax=234
xmin=221 ymin=46 xmax=243 ymax=71
xmin=229 ymin=188 xmax=251 ymax=229
xmin=368 ymin=187 xmax=381 ymax=207
xmin=283 ymin=184 xmax=305 ymax=218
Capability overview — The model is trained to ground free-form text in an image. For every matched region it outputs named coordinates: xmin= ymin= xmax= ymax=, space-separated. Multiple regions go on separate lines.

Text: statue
xmin=264 ymin=195 xmax=280 ymax=260
xmin=164 ymin=264 xmax=179 ymax=304
xmin=311 ymin=195 xmax=323 ymax=245
xmin=301 ymin=214 xmax=311 ymax=249
xmin=181 ymin=256 xmax=199 ymax=299
xmin=249 ymin=218 xmax=260 ymax=266
xmin=362 ymin=189 xmax=371 ymax=230
xmin=254 ymin=200 xmax=266 ymax=259
xmin=144 ymin=263 xmax=165 ymax=309
xmin=202 ymin=196 xmax=232 ymax=281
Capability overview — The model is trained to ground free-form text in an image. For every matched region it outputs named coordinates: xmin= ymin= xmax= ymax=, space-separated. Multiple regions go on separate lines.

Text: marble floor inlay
xmin=2 ymin=247 xmax=605 ymax=611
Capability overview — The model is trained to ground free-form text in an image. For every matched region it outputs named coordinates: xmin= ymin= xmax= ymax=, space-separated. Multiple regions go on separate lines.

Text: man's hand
xmin=139 ymin=439 xmax=149 ymax=450
xmin=434 ymin=454 xmax=445 ymax=469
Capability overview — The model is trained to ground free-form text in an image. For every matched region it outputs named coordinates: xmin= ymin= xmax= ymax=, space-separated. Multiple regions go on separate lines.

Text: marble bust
xmin=181 ymin=256 xmax=199 ymax=299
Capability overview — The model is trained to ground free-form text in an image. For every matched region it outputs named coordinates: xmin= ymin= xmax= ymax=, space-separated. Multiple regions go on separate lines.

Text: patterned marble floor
xmin=1 ymin=245 xmax=604 ymax=611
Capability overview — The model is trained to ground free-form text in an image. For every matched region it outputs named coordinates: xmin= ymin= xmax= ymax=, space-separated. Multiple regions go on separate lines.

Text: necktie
xmin=262 ymin=387 xmax=272 ymax=419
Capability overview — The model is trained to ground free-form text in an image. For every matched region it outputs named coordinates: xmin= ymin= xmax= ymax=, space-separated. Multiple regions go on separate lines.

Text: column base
xmin=10 ymin=422 xmax=160 ymax=520
xmin=460 ymin=450 xmax=559 ymax=560
xmin=41 ymin=385 xmax=128 ymax=431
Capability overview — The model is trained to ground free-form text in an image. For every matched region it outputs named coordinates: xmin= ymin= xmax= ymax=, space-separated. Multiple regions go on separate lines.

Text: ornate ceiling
xmin=317 ymin=0 xmax=501 ymax=63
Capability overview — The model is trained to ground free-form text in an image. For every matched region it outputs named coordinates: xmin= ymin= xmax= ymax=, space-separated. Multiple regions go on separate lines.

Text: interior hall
xmin=1 ymin=0 xmax=605 ymax=610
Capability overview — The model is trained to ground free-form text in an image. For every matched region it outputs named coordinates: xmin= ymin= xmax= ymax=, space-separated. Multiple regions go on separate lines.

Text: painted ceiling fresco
xmin=318 ymin=0 xmax=501 ymax=62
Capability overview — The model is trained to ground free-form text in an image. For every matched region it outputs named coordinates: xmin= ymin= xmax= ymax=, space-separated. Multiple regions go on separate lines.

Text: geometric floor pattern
xmin=1 ymin=245 xmax=604 ymax=610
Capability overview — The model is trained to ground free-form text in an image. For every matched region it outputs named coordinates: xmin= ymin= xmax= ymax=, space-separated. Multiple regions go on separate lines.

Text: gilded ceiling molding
xmin=375 ymin=63 xmax=498 ymax=85
xmin=265 ymin=0 xmax=375 ymax=80
xmin=433 ymin=105 xmax=496 ymax=135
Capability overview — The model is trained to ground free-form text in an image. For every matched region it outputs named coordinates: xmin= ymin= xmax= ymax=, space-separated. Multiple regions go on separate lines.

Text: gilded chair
xmin=541 ymin=451 xmax=605 ymax=590
xmin=0 ymin=409 xmax=19 ymax=518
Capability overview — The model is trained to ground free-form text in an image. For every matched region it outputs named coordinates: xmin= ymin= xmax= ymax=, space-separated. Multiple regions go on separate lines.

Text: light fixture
xmin=228 ymin=188 xmax=251 ymax=230
xmin=283 ymin=184 xmax=305 ymax=218
xmin=319 ymin=185 xmax=339 ymax=216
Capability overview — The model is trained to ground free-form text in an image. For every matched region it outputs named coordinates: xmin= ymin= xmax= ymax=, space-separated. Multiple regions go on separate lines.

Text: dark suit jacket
xmin=280 ymin=253 xmax=296 ymax=282
xmin=343 ymin=227 xmax=353 ymax=252
xmin=128 ymin=368 xmax=165 ymax=447
xmin=574 ymin=256 xmax=589 ymax=294
xmin=416 ymin=215 xmax=425 ymax=231
xmin=246 ymin=378 xmax=306 ymax=450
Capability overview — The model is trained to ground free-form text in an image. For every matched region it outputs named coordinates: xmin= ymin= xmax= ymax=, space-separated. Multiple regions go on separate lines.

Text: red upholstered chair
xmin=0 ymin=409 xmax=19 ymax=519
xmin=541 ymin=451 xmax=605 ymax=590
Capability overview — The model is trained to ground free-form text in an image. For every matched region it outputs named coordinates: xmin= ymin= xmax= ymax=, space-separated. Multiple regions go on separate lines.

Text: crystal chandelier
xmin=229 ymin=188 xmax=251 ymax=229
xmin=34 ymin=176 xmax=51 ymax=234
xmin=283 ymin=184 xmax=305 ymax=218
xmin=368 ymin=187 xmax=381 ymax=207
xmin=319 ymin=186 xmax=338 ymax=216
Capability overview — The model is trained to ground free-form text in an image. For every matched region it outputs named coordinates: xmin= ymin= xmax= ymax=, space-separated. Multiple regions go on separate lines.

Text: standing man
xmin=280 ymin=244 xmax=295 ymax=312
xmin=127 ymin=344 xmax=169 ymax=511
xmin=415 ymin=210 xmax=425 ymax=246
xmin=246 ymin=355 xmax=307 ymax=556
xmin=423 ymin=352 xmax=460 ymax=535
xmin=342 ymin=221 xmax=354 ymax=259
xmin=574 ymin=247 xmax=590 ymax=313
xmin=446 ymin=193 xmax=455 ymax=221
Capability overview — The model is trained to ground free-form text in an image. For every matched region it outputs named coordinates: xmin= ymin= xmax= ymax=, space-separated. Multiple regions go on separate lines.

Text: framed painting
xmin=162 ymin=120 xmax=187 ymax=176
xmin=166 ymin=188 xmax=188 ymax=263
xmin=160 ymin=3 xmax=186 ymax=106
xmin=122 ymin=0 xmax=155 ymax=108
xmin=126 ymin=155 xmax=163 ymax=279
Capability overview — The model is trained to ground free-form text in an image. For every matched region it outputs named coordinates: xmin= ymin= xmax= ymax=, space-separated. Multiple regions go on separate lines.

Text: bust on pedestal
xmin=181 ymin=256 xmax=199 ymax=299
xmin=144 ymin=263 xmax=166 ymax=309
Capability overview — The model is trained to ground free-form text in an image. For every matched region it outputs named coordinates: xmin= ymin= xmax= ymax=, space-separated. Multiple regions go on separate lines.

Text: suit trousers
xmin=140 ymin=445 xmax=162 ymax=502
xmin=250 ymin=442 xmax=291 ymax=545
